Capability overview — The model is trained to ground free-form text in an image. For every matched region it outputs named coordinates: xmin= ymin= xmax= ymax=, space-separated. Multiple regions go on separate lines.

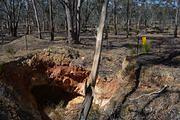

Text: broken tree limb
xmin=139 ymin=85 xmax=168 ymax=114
xmin=79 ymin=0 xmax=109 ymax=120
xmin=129 ymin=85 xmax=168 ymax=101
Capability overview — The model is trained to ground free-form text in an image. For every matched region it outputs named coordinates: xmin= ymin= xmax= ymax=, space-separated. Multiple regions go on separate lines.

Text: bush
xmin=142 ymin=39 xmax=152 ymax=53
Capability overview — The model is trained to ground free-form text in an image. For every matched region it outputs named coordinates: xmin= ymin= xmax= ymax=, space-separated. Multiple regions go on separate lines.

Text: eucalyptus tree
xmin=81 ymin=0 xmax=96 ymax=31
xmin=126 ymin=0 xmax=130 ymax=38
xmin=59 ymin=0 xmax=84 ymax=44
xmin=174 ymin=0 xmax=179 ymax=37
xmin=0 ymin=0 xmax=24 ymax=37
xmin=49 ymin=0 xmax=54 ymax=41
xmin=113 ymin=0 xmax=118 ymax=35
xmin=31 ymin=0 xmax=42 ymax=38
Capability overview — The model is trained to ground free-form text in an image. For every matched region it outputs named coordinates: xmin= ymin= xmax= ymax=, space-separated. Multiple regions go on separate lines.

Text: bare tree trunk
xmin=42 ymin=20 xmax=45 ymax=32
xmin=32 ymin=0 xmax=42 ymax=39
xmin=79 ymin=0 xmax=109 ymax=119
xmin=113 ymin=0 xmax=117 ymax=35
xmin=64 ymin=0 xmax=74 ymax=43
xmin=75 ymin=0 xmax=81 ymax=44
xmin=49 ymin=0 xmax=54 ymax=41
xmin=126 ymin=0 xmax=130 ymax=38
xmin=137 ymin=14 xmax=142 ymax=29
xmin=174 ymin=0 xmax=179 ymax=38
xmin=25 ymin=0 xmax=30 ymax=35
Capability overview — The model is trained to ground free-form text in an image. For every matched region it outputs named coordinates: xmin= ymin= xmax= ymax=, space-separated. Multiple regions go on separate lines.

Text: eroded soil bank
xmin=0 ymin=49 xmax=180 ymax=120
xmin=0 ymin=50 xmax=119 ymax=120
xmin=0 ymin=51 xmax=90 ymax=120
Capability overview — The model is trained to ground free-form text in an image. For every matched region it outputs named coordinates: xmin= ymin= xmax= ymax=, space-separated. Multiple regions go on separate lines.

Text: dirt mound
xmin=0 ymin=51 xmax=90 ymax=120
xmin=2 ymin=35 xmax=49 ymax=51
xmin=0 ymin=50 xmax=121 ymax=120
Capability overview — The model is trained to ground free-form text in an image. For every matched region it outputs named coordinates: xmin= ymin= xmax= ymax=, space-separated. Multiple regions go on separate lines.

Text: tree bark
xmin=113 ymin=0 xmax=118 ymax=35
xmin=49 ymin=0 xmax=54 ymax=41
xmin=2 ymin=0 xmax=23 ymax=37
xmin=32 ymin=0 xmax=42 ymax=39
xmin=174 ymin=0 xmax=179 ymax=38
xmin=126 ymin=0 xmax=130 ymax=38
xmin=64 ymin=0 xmax=74 ymax=43
xmin=79 ymin=0 xmax=109 ymax=119
xmin=75 ymin=0 xmax=81 ymax=44
xmin=137 ymin=13 xmax=142 ymax=29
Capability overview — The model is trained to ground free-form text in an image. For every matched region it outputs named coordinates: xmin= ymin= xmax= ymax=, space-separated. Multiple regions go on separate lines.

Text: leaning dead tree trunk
xmin=79 ymin=0 xmax=109 ymax=119
xmin=174 ymin=0 xmax=179 ymax=38
xmin=32 ymin=0 xmax=42 ymax=39
xmin=49 ymin=0 xmax=54 ymax=41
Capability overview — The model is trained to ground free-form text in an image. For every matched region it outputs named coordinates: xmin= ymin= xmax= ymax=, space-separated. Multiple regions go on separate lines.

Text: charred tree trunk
xmin=49 ymin=0 xmax=54 ymax=41
xmin=79 ymin=0 xmax=109 ymax=119
xmin=32 ymin=0 xmax=42 ymax=39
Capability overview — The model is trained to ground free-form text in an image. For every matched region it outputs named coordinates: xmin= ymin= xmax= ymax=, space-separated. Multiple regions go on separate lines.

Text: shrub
xmin=141 ymin=36 xmax=152 ymax=53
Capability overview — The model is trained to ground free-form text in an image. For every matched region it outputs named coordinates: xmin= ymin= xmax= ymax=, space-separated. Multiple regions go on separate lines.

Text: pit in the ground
xmin=31 ymin=84 xmax=80 ymax=110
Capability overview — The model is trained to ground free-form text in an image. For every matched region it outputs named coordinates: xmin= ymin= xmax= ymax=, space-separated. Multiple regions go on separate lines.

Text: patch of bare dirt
xmin=0 ymin=34 xmax=180 ymax=120
xmin=0 ymin=51 xmax=89 ymax=119
xmin=0 ymin=49 xmax=120 ymax=120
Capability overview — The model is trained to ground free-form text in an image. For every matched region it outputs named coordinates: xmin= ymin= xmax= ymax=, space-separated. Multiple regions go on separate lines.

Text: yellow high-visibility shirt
xmin=142 ymin=36 xmax=147 ymax=45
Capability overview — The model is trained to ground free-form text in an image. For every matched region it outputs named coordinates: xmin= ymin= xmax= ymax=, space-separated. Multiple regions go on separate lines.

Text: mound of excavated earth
xmin=0 ymin=48 xmax=180 ymax=120
xmin=0 ymin=50 xmax=119 ymax=120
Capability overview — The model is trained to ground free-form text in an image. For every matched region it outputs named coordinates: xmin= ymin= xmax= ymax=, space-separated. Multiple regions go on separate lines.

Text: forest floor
xmin=1 ymin=33 xmax=179 ymax=76
xmin=0 ymin=33 xmax=180 ymax=120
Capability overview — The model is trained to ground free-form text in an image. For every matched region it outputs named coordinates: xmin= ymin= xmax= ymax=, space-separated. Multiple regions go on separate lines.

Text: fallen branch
xmin=139 ymin=85 xmax=168 ymax=115
xmin=129 ymin=85 xmax=168 ymax=101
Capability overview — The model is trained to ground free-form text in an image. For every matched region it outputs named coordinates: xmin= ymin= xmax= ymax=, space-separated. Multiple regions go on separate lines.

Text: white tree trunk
xmin=32 ymin=0 xmax=42 ymax=39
